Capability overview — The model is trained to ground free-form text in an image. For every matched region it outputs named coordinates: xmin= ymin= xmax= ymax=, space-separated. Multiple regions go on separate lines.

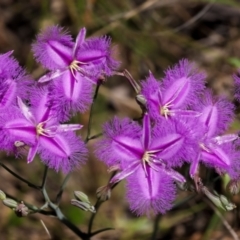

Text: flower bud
xmin=74 ymin=191 xmax=90 ymax=204
xmin=96 ymin=185 xmax=111 ymax=202
xmin=227 ymin=179 xmax=240 ymax=195
xmin=3 ymin=198 xmax=18 ymax=209
xmin=203 ymin=187 xmax=236 ymax=211
xmin=0 ymin=190 xmax=6 ymax=200
xmin=15 ymin=201 xmax=29 ymax=217
xmin=136 ymin=94 xmax=147 ymax=107
xmin=71 ymin=199 xmax=96 ymax=213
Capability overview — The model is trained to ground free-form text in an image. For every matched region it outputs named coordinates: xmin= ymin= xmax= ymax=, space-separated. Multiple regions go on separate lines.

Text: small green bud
xmin=203 ymin=187 xmax=236 ymax=211
xmin=3 ymin=198 xmax=18 ymax=209
xmin=74 ymin=191 xmax=90 ymax=204
xmin=0 ymin=190 xmax=6 ymax=200
xmin=136 ymin=94 xmax=147 ymax=107
xmin=71 ymin=199 xmax=96 ymax=213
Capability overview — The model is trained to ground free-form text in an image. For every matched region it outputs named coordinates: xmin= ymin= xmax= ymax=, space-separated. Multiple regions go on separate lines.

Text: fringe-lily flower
xmin=96 ymin=114 xmax=192 ymax=215
xmin=141 ymin=60 xmax=205 ymax=120
xmin=0 ymin=51 xmax=32 ymax=108
xmin=32 ymin=26 xmax=119 ymax=118
xmin=189 ymin=91 xmax=238 ymax=178
xmin=0 ymin=91 xmax=87 ymax=173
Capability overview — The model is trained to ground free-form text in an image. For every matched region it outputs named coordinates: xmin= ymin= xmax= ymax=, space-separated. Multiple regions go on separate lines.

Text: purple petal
xmin=0 ymin=80 xmax=17 ymax=108
xmin=150 ymin=134 xmax=183 ymax=157
xmin=38 ymin=132 xmax=87 ymax=173
xmin=76 ymin=36 xmax=119 ymax=76
xmin=126 ymin=167 xmax=176 ymax=216
xmin=17 ymin=97 xmax=36 ymax=124
xmin=60 ymin=70 xmax=86 ymax=101
xmin=151 ymin=162 xmax=186 ymax=182
xmin=213 ymin=134 xmax=238 ymax=145
xmin=202 ymin=145 xmax=231 ymax=167
xmin=27 ymin=141 xmax=39 ymax=163
xmin=113 ymin=136 xmax=143 ymax=160
xmin=47 ymin=124 xmax=82 ymax=133
xmin=110 ymin=160 xmax=140 ymax=184
xmin=163 ymin=76 xmax=191 ymax=108
xmin=38 ymin=69 xmax=66 ymax=83
xmin=169 ymin=109 xmax=202 ymax=118
xmin=162 ymin=59 xmax=206 ymax=109
xmin=4 ymin=117 xmax=36 ymax=140
xmin=193 ymin=90 xmax=234 ymax=136
xmin=32 ymin=26 xmax=74 ymax=70
xmin=189 ymin=154 xmax=200 ymax=177
xmin=39 ymin=135 xmax=70 ymax=158
xmin=73 ymin=28 xmax=86 ymax=57
xmin=142 ymin=113 xmax=151 ymax=149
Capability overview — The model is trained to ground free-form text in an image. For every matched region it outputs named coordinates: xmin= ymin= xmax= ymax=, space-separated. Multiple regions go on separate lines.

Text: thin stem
xmin=85 ymin=82 xmax=101 ymax=143
xmin=41 ymin=180 xmax=88 ymax=239
xmin=205 ymin=198 xmax=239 ymax=240
xmin=41 ymin=166 xmax=49 ymax=189
xmin=87 ymin=172 xmax=118 ymax=236
xmin=56 ymin=173 xmax=71 ymax=205
xmin=88 ymin=199 xmax=102 ymax=235
xmin=48 ymin=201 xmax=88 ymax=239
xmin=0 ymin=161 xmax=40 ymax=189
xmin=114 ymin=70 xmax=141 ymax=94
xmin=87 ymin=132 xmax=103 ymax=141
xmin=5 ymin=192 xmax=54 ymax=216
xmin=150 ymin=214 xmax=161 ymax=240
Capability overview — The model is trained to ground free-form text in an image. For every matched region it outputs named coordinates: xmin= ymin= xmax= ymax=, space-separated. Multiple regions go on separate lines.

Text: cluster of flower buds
xmin=0 ymin=26 xmax=118 ymax=173
xmin=95 ymin=60 xmax=240 ymax=216
xmin=0 ymin=190 xmax=28 ymax=217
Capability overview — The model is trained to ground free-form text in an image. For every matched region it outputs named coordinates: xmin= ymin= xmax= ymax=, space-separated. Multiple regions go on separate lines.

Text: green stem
xmin=85 ymin=83 xmax=101 ymax=143
xmin=88 ymin=199 xmax=102 ymax=235
xmin=150 ymin=214 xmax=161 ymax=240
xmin=56 ymin=173 xmax=71 ymax=205
xmin=41 ymin=166 xmax=49 ymax=188
xmin=0 ymin=161 xmax=40 ymax=189
xmin=49 ymin=201 xmax=88 ymax=239
xmin=87 ymin=132 xmax=103 ymax=141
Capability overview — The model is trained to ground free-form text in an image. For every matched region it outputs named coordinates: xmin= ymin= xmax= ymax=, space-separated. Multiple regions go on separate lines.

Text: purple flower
xmin=0 ymin=51 xmax=32 ymax=108
xmin=95 ymin=114 xmax=192 ymax=215
xmin=32 ymin=26 xmax=119 ymax=117
xmin=189 ymin=90 xmax=238 ymax=178
xmin=141 ymin=60 xmax=205 ymax=120
xmin=0 ymin=90 xmax=87 ymax=173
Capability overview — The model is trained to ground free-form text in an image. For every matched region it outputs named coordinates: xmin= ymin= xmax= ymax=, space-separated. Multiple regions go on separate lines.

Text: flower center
xmin=36 ymin=122 xmax=45 ymax=136
xmin=36 ymin=122 xmax=55 ymax=138
xmin=69 ymin=60 xmax=88 ymax=80
xmin=199 ymin=143 xmax=210 ymax=152
xmin=142 ymin=151 xmax=156 ymax=176
xmin=160 ymin=102 xmax=174 ymax=119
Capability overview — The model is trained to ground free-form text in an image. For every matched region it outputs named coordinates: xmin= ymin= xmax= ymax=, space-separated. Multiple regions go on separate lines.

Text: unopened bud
xmin=71 ymin=199 xmax=96 ymax=213
xmin=15 ymin=201 xmax=28 ymax=217
xmin=107 ymin=165 xmax=120 ymax=173
xmin=0 ymin=190 xmax=6 ymax=200
xmin=136 ymin=94 xmax=147 ymax=107
xmin=3 ymin=199 xmax=18 ymax=209
xmin=227 ymin=179 xmax=240 ymax=195
xmin=96 ymin=185 xmax=111 ymax=201
xmin=74 ymin=191 xmax=90 ymax=204
xmin=203 ymin=187 xmax=236 ymax=211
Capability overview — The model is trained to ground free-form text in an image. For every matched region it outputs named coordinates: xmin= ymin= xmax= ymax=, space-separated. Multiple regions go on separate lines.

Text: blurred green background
xmin=1 ymin=0 xmax=240 ymax=239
